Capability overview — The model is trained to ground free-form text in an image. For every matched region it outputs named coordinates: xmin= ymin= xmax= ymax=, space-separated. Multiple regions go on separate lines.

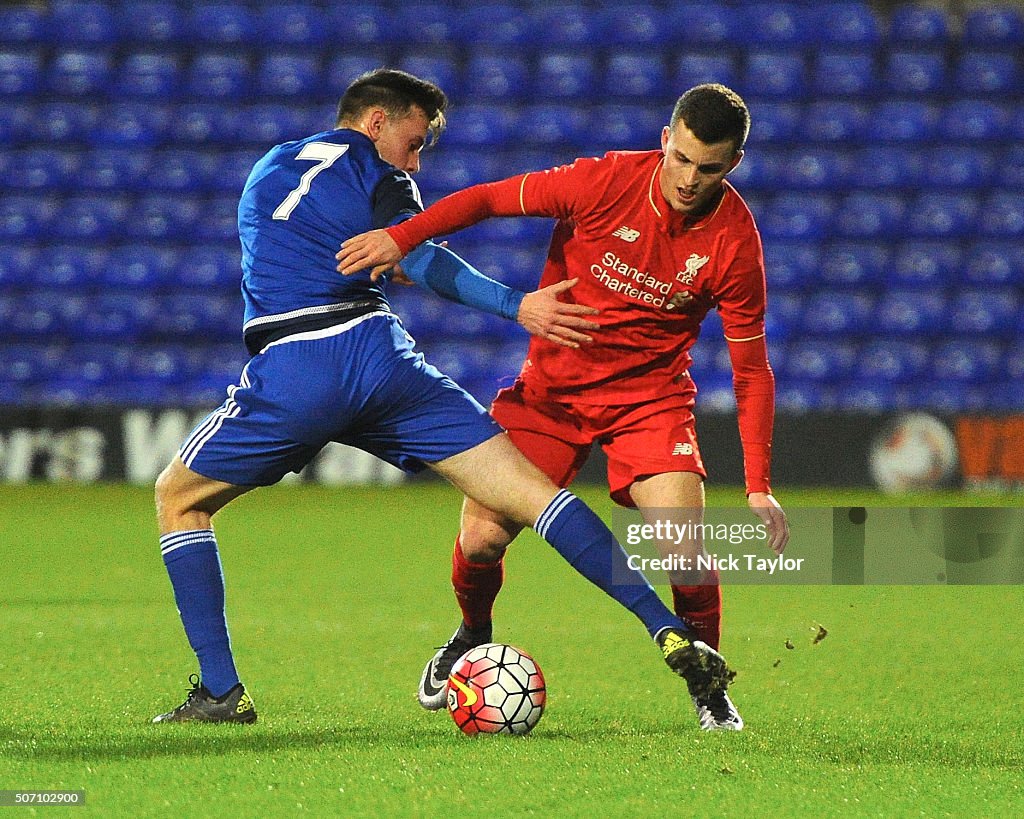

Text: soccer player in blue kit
xmin=152 ymin=69 xmax=735 ymax=723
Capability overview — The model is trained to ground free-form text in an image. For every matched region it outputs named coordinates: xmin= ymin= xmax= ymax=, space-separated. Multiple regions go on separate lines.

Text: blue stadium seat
xmin=833 ymin=192 xmax=906 ymax=239
xmin=241 ymin=105 xmax=304 ymax=147
xmin=0 ymin=344 xmax=61 ymax=392
xmin=905 ymin=192 xmax=979 ymax=238
xmin=34 ymin=244 xmax=107 ymax=289
xmin=735 ymin=3 xmax=812 ymax=45
xmin=603 ymin=53 xmax=668 ymax=99
xmin=783 ymin=339 xmax=857 ymax=382
xmin=891 ymin=241 xmax=961 ymax=287
xmin=596 ymin=3 xmax=671 ymax=46
xmin=124 ymin=195 xmax=201 ymax=241
xmin=193 ymin=196 xmax=239 ymax=242
xmin=812 ymin=2 xmax=880 ymax=45
xmin=1003 ymin=145 xmax=1024 ymax=189
xmin=949 ymin=289 xmax=1018 ymax=336
xmin=51 ymin=2 xmax=117 ymax=45
xmin=583 ymin=105 xmax=663 ymax=151
xmin=0 ymin=102 xmax=32 ymax=145
xmin=799 ymin=290 xmax=874 ymax=335
xmin=747 ymin=102 xmax=801 ymax=144
xmin=123 ymin=2 xmax=187 ymax=45
xmin=963 ymin=6 xmax=1024 ymax=48
xmin=531 ymin=4 xmax=601 ymax=46
xmin=812 ymin=52 xmax=876 ymax=98
xmin=463 ymin=53 xmax=529 ymax=100
xmin=883 ymin=51 xmax=946 ymax=96
xmin=48 ymin=51 xmax=112 ymax=97
xmin=78 ymin=147 xmax=150 ymax=191
xmin=0 ymin=6 xmax=48 ymax=45
xmin=818 ymin=242 xmax=888 ymax=286
xmin=396 ymin=51 xmax=461 ymax=98
xmin=963 ymin=241 xmax=1024 ymax=286
xmin=79 ymin=295 xmax=160 ymax=343
xmin=256 ymin=54 xmax=321 ymax=99
xmin=727 ymin=148 xmax=783 ymax=191
xmin=152 ymin=294 xmax=239 ymax=341
xmin=954 ymin=52 xmax=1020 ymax=96
xmin=187 ymin=54 xmax=251 ymax=100
xmin=0 ymin=51 xmax=43 ymax=96
xmin=534 ymin=53 xmax=597 ymax=101
xmin=979 ymin=191 xmax=1024 ymax=239
xmin=148 ymin=149 xmax=218 ymax=193
xmin=393 ymin=3 xmax=461 ymax=44
xmin=848 ymin=146 xmax=922 ymax=188
xmin=874 ymin=290 xmax=945 ymax=336
xmin=836 ymin=382 xmax=913 ymax=412
xmin=455 ymin=4 xmax=532 ymax=47
xmin=869 ymin=101 xmax=939 ymax=142
xmin=518 ymin=105 xmax=590 ymax=148
xmin=763 ymin=242 xmax=819 ymax=288
xmin=105 ymin=245 xmax=178 ymax=289
xmin=442 ymin=105 xmax=520 ymax=148
xmin=988 ymin=382 xmax=1024 ymax=412
xmin=759 ymin=193 xmax=835 ymax=240
xmin=188 ymin=3 xmax=256 ymax=45
xmin=1002 ymin=342 xmax=1024 ymax=382
xmin=744 ymin=51 xmax=806 ymax=98
xmin=114 ymin=53 xmax=182 ymax=100
xmin=28 ymin=101 xmax=101 ymax=143
xmin=11 ymin=290 xmax=88 ymax=341
xmin=673 ymin=53 xmax=740 ymax=89
xmin=324 ymin=53 xmax=388 ymax=97
xmin=63 ymin=344 xmax=134 ymax=387
xmin=175 ymin=245 xmax=241 ymax=290
xmin=664 ymin=3 xmax=737 ymax=45
xmin=775 ymin=381 xmax=836 ymax=413
xmin=52 ymin=195 xmax=129 ymax=241
xmin=782 ymin=147 xmax=852 ymax=190
xmin=888 ymin=5 xmax=951 ymax=45
xmin=922 ymin=146 xmax=996 ymax=190
xmin=0 ymin=244 xmax=39 ymax=289
xmin=257 ymin=4 xmax=329 ymax=47
xmin=0 ymin=196 xmax=58 ymax=241
xmin=938 ymin=101 xmax=1010 ymax=142
xmin=3 ymin=148 xmax=81 ymax=191
xmin=90 ymin=103 xmax=171 ymax=146
xmin=324 ymin=4 xmax=390 ymax=46
xmin=930 ymin=340 xmax=1001 ymax=383
xmin=855 ymin=340 xmax=930 ymax=382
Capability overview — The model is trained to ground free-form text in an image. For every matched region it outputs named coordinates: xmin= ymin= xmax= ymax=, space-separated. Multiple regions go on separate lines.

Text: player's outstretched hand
xmin=517 ymin=278 xmax=600 ymax=348
xmin=336 ymin=229 xmax=403 ymax=281
xmin=748 ymin=492 xmax=789 ymax=554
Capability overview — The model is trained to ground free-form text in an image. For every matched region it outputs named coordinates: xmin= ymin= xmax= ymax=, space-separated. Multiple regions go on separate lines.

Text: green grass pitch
xmin=1 ymin=482 xmax=1021 ymax=817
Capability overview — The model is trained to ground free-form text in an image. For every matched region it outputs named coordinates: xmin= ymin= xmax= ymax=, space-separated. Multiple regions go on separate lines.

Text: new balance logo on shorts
xmin=673 ymin=442 xmax=694 ymax=456
xmin=612 ymin=226 xmax=641 ymax=242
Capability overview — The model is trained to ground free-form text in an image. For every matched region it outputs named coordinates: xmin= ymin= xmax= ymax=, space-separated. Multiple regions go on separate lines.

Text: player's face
xmin=659 ymin=122 xmax=741 ymax=216
xmin=375 ymin=107 xmax=430 ymax=174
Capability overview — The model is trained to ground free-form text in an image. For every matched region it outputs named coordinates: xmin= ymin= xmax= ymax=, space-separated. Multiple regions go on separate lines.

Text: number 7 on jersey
xmin=272 ymin=142 xmax=350 ymax=221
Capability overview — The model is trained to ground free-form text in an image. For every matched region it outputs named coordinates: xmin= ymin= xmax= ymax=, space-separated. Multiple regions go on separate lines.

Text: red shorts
xmin=490 ymin=381 xmax=706 ymax=508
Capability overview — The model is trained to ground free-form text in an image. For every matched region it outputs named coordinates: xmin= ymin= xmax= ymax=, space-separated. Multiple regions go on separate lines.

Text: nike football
xmin=446 ymin=643 xmax=546 ymax=735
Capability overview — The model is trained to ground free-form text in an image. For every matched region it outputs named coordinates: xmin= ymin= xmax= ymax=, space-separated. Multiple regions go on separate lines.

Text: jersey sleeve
xmin=371 ymin=170 xmax=424 ymax=229
xmin=716 ymin=226 xmax=767 ymax=342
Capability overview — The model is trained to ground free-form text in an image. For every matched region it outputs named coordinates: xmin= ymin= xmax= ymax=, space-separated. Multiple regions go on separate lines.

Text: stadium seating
xmin=1 ymin=1 xmax=1020 ymax=412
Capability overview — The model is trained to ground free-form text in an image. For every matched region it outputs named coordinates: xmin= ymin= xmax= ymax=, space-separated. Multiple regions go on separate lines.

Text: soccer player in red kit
xmin=338 ymin=84 xmax=789 ymax=731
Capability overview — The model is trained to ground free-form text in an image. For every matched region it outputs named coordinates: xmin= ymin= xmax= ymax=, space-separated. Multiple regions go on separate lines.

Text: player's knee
xmin=154 ymin=460 xmax=191 ymax=524
xmin=460 ymin=518 xmax=515 ymax=563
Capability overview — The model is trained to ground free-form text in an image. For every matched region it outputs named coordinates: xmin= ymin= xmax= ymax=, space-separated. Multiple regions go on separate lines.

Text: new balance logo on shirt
xmin=612 ymin=226 xmax=641 ymax=242
xmin=672 ymin=442 xmax=694 ymax=456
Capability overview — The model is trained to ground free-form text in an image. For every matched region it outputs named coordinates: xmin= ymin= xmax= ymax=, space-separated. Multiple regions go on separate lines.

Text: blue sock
xmin=535 ymin=490 xmax=686 ymax=638
xmin=160 ymin=530 xmax=240 ymax=698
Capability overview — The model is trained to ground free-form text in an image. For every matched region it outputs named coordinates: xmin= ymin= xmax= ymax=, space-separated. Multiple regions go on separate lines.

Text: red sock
xmin=671 ymin=568 xmax=722 ymax=650
xmin=451 ymin=536 xmax=503 ymax=630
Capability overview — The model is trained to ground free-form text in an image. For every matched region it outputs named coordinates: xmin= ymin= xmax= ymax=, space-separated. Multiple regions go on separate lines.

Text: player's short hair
xmin=670 ymin=83 xmax=750 ymax=153
xmin=336 ymin=68 xmax=448 ymax=145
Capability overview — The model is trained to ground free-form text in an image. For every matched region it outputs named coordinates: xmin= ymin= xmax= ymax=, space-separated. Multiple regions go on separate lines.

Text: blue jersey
xmin=238 ymin=128 xmax=422 ymax=353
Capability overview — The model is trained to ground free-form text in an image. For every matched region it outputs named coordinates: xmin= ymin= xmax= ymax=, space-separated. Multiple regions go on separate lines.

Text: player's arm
xmin=719 ymin=234 xmax=789 ymax=554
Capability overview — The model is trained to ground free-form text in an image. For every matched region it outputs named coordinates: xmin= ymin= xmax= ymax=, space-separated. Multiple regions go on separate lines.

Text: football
xmin=447 ymin=643 xmax=546 ymax=736
xmin=869 ymin=412 xmax=959 ymax=493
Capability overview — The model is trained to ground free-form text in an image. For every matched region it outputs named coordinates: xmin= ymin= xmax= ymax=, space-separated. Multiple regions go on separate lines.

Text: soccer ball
xmin=447 ymin=643 xmax=546 ymax=735
xmin=869 ymin=412 xmax=959 ymax=493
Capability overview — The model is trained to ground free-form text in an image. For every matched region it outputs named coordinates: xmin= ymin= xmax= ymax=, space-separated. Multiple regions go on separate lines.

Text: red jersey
xmin=388 ymin=150 xmax=775 ymax=494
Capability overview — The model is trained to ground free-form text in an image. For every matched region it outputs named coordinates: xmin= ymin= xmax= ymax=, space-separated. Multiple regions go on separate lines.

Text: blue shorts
xmin=179 ymin=312 xmax=501 ymax=486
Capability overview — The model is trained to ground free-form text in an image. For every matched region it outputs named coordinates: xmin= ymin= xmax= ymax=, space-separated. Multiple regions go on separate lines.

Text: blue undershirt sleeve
xmin=401 ymin=241 xmax=526 ymax=322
